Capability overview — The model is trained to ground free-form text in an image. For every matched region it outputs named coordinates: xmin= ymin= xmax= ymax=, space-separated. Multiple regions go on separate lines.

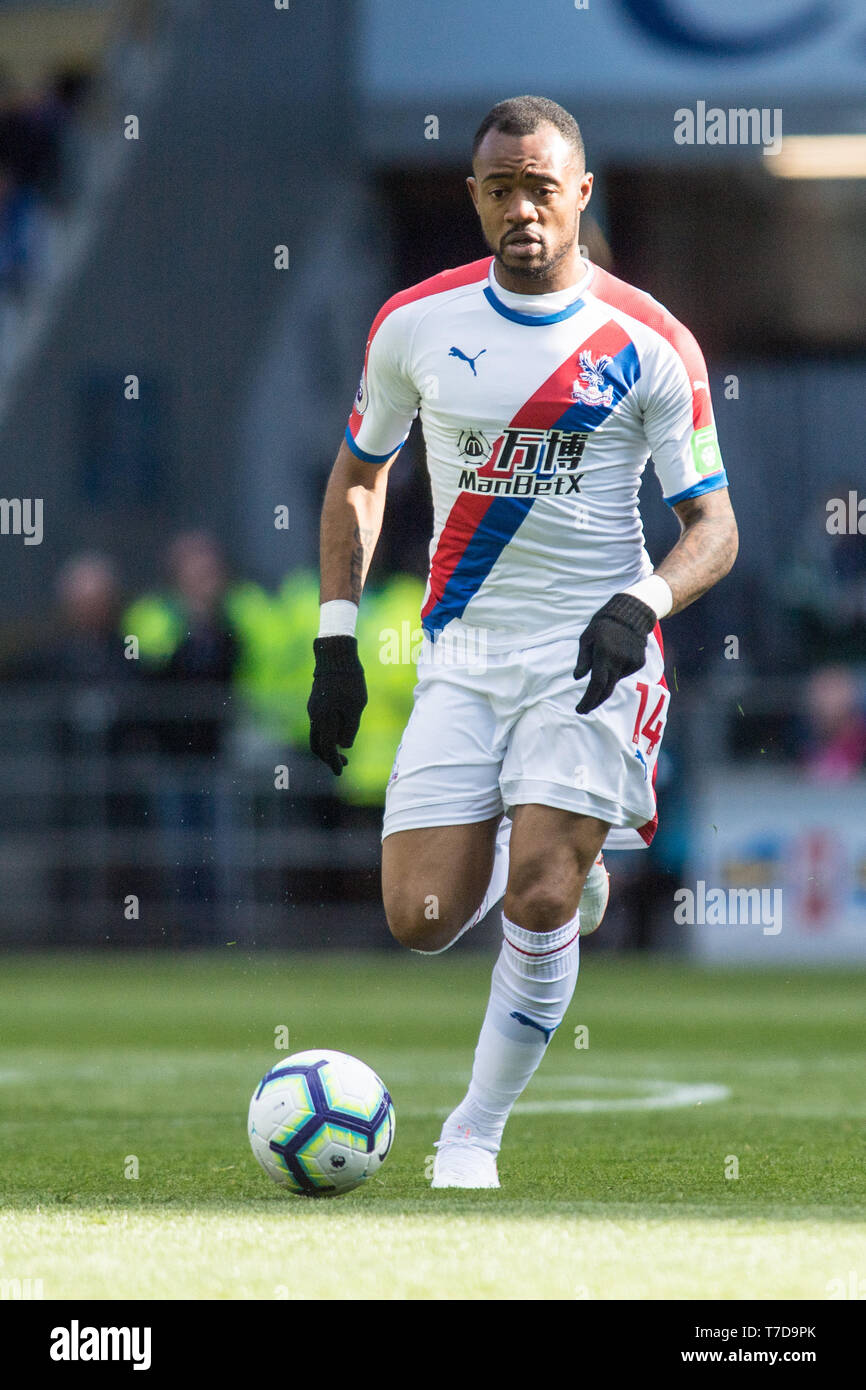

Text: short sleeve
xmin=644 ymin=325 xmax=728 ymax=507
xmin=345 ymin=303 xmax=420 ymax=465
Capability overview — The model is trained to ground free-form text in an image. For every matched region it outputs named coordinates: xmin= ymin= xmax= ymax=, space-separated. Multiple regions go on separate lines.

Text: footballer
xmin=308 ymin=96 xmax=738 ymax=1188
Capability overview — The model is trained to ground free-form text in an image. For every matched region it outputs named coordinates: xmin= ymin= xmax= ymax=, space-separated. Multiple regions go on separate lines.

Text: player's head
xmin=55 ymin=552 xmax=119 ymax=633
xmin=166 ymin=531 xmax=228 ymax=613
xmin=467 ymin=95 xmax=592 ymax=289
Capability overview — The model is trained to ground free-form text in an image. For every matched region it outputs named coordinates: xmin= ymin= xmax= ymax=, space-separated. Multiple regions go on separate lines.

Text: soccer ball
xmin=248 ymin=1048 xmax=395 ymax=1196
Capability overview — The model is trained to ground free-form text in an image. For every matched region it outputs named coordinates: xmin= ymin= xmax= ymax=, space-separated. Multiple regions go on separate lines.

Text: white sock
xmin=411 ymin=817 xmax=512 ymax=956
xmin=441 ymin=911 xmax=580 ymax=1152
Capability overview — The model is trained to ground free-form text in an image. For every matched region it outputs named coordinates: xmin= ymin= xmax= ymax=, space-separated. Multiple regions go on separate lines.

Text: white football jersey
xmin=346 ymin=256 xmax=728 ymax=652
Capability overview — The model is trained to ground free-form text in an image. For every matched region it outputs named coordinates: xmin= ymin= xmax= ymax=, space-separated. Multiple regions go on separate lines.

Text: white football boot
xmin=431 ymin=1128 xmax=500 ymax=1190
xmin=578 ymin=853 xmax=610 ymax=936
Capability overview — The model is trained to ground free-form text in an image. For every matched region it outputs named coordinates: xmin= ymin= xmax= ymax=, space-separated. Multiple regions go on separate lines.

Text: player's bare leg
xmin=504 ymin=804 xmax=609 ymax=927
xmin=382 ymin=816 xmax=501 ymax=954
xmin=486 ymin=816 xmax=610 ymax=938
xmin=432 ymin=805 xmax=609 ymax=1188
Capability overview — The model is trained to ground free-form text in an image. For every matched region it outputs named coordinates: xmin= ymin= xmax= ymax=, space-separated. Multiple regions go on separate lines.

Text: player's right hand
xmin=307 ymin=636 xmax=368 ymax=775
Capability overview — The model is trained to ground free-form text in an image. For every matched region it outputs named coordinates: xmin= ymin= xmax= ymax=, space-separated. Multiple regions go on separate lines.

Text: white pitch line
xmin=0 ymin=1066 xmax=730 ymax=1116
xmin=514 ymin=1081 xmax=730 ymax=1114
xmin=399 ymin=1077 xmax=730 ymax=1117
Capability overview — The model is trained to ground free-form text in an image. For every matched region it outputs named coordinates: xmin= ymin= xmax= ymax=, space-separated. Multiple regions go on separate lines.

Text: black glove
xmin=307 ymin=636 xmax=367 ymax=775
xmin=574 ymin=593 xmax=656 ymax=715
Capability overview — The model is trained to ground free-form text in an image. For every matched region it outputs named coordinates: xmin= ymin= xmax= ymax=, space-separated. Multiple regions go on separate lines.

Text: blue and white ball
xmin=248 ymin=1049 xmax=395 ymax=1196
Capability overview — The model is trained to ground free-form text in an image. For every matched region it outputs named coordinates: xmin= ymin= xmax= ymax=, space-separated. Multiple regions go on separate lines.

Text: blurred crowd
xmin=0 ymin=59 xmax=94 ymax=370
xmin=1 ymin=533 xmax=424 ymax=807
xmin=758 ymin=480 xmax=866 ymax=773
xmin=0 ymin=0 xmax=168 ymax=378
xmin=0 ymin=528 xmax=862 ymax=945
xmin=781 ymin=484 xmax=866 ymax=668
xmin=2 ymin=524 xmax=864 ymax=792
xmin=0 ymin=535 xmax=424 ymax=937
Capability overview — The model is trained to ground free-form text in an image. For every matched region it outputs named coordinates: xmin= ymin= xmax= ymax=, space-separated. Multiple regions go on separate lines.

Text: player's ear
xmin=466 ymin=175 xmax=479 ymax=212
xmin=578 ymin=170 xmax=593 ymax=211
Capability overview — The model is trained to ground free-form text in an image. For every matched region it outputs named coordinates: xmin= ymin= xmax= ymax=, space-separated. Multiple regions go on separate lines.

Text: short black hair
xmin=472 ymin=95 xmax=585 ymax=169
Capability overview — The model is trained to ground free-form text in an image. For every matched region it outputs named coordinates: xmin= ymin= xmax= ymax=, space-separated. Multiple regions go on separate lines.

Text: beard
xmin=494 ymin=241 xmax=569 ymax=283
xmin=489 ymin=213 xmax=581 ymax=284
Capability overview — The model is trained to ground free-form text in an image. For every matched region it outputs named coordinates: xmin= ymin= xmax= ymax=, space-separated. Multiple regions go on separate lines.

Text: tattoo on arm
xmin=349 ymin=524 xmax=376 ymax=604
xmin=656 ymin=497 xmax=738 ymax=616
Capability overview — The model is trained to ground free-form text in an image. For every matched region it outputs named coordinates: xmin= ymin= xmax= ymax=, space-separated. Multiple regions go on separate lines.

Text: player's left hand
xmin=574 ymin=593 xmax=657 ymax=714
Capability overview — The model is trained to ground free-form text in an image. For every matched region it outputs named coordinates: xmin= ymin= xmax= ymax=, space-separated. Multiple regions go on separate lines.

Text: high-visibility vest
xmin=123 ymin=571 xmax=426 ymax=805
xmin=121 ymin=594 xmax=187 ymax=667
xmin=341 ymin=575 xmax=426 ymax=805
xmin=225 ymin=572 xmax=321 ymax=744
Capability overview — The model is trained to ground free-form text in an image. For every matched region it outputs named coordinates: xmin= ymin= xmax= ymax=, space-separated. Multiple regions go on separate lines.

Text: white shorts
xmin=382 ymin=629 xmax=669 ymax=851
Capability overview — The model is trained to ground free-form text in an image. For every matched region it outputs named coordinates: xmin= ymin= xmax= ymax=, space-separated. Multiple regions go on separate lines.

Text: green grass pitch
xmin=1 ymin=951 xmax=864 ymax=1300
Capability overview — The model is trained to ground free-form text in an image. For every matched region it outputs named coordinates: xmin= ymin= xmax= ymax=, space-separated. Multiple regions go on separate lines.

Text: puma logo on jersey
xmin=449 ymin=346 xmax=487 ymax=376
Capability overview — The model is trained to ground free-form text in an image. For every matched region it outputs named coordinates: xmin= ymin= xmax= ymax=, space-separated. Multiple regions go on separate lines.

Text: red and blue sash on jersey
xmin=421 ymin=322 xmax=640 ymax=639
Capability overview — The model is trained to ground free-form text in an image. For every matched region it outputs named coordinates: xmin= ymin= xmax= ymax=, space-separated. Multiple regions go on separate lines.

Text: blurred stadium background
xmin=1 ymin=0 xmax=865 ymax=960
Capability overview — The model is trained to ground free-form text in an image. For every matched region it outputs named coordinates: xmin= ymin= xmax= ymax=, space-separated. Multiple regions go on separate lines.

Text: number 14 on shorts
xmin=632 ymin=680 xmax=668 ymax=756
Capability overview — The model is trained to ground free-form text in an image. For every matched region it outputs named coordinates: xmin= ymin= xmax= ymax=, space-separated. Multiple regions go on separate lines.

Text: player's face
xmin=467 ymin=125 xmax=593 ymax=292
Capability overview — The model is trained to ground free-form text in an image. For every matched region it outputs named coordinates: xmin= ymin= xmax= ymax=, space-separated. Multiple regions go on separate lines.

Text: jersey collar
xmin=483 ymin=259 xmax=594 ymax=326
